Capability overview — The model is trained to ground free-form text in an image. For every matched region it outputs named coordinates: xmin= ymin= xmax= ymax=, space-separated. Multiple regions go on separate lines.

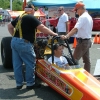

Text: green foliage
xmin=0 ymin=0 xmax=10 ymax=9
xmin=0 ymin=0 xmax=33 ymax=11
xmin=12 ymin=0 xmax=23 ymax=11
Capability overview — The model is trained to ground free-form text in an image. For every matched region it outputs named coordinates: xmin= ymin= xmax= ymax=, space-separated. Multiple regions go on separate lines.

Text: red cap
xmin=73 ymin=2 xmax=85 ymax=11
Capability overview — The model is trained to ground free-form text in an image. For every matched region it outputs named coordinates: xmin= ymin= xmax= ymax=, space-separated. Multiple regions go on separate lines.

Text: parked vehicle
xmin=42 ymin=17 xmax=100 ymax=31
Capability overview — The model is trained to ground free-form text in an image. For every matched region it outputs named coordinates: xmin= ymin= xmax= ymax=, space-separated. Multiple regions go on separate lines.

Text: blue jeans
xmin=11 ymin=37 xmax=36 ymax=86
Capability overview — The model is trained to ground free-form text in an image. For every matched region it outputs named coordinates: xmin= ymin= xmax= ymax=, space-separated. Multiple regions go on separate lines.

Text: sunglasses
xmin=58 ymin=10 xmax=62 ymax=12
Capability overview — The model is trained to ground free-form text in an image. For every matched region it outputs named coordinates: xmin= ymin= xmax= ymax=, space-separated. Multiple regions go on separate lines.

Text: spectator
xmin=2 ymin=14 xmax=5 ymax=26
xmin=61 ymin=2 xmax=93 ymax=73
xmin=57 ymin=6 xmax=69 ymax=44
xmin=0 ymin=13 xmax=3 ymax=26
xmin=8 ymin=4 xmax=58 ymax=90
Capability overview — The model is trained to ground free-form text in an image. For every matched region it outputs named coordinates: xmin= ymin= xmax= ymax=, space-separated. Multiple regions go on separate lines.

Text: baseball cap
xmin=25 ymin=4 xmax=36 ymax=10
xmin=73 ymin=2 xmax=85 ymax=11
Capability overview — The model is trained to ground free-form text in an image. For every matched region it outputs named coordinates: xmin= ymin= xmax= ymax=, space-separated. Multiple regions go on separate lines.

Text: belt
xmin=77 ymin=38 xmax=90 ymax=40
xmin=77 ymin=38 xmax=90 ymax=43
xmin=24 ymin=39 xmax=29 ymax=43
xmin=14 ymin=36 xmax=30 ymax=43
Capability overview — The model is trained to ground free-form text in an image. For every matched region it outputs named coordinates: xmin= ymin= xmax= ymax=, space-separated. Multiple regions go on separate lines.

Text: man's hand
xmin=60 ymin=34 xmax=70 ymax=40
xmin=54 ymin=33 xmax=58 ymax=36
xmin=65 ymin=34 xmax=70 ymax=39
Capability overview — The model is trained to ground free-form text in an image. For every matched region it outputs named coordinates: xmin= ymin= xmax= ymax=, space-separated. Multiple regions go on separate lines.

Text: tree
xmin=0 ymin=0 xmax=35 ymax=11
xmin=12 ymin=0 xmax=23 ymax=10
xmin=0 ymin=0 xmax=10 ymax=9
xmin=0 ymin=0 xmax=23 ymax=10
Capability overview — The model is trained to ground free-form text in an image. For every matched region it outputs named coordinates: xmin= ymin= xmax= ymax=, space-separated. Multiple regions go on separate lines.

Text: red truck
xmin=42 ymin=17 xmax=100 ymax=31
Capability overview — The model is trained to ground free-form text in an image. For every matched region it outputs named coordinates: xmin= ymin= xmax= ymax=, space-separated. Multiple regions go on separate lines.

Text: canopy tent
xmin=17 ymin=11 xmax=25 ymax=16
xmin=34 ymin=9 xmax=45 ymax=16
xmin=82 ymin=0 xmax=100 ymax=11
xmin=7 ymin=11 xmax=20 ymax=18
xmin=32 ymin=0 xmax=76 ymax=7
xmin=8 ymin=10 xmax=45 ymax=18
xmin=32 ymin=0 xmax=100 ymax=11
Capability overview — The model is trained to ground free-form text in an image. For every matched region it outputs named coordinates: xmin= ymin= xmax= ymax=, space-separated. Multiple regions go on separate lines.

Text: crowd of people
xmin=0 ymin=12 xmax=10 ymax=26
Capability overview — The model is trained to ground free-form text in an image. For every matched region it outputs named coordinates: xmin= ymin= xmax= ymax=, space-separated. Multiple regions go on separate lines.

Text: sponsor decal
xmin=37 ymin=66 xmax=73 ymax=95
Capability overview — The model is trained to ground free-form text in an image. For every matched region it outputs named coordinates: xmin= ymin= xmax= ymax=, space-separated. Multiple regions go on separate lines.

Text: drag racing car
xmin=1 ymin=36 xmax=100 ymax=100
xmin=35 ymin=36 xmax=100 ymax=100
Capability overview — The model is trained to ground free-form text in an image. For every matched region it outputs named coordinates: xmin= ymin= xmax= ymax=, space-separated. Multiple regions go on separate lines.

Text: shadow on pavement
xmin=35 ymin=86 xmax=66 ymax=100
xmin=0 ymin=65 xmax=66 ymax=100
xmin=0 ymin=65 xmax=13 ymax=73
xmin=0 ymin=88 xmax=34 ymax=99
xmin=0 ymin=84 xmax=66 ymax=100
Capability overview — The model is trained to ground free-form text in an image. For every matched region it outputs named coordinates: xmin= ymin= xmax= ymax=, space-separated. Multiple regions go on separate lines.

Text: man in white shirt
xmin=57 ymin=6 xmax=69 ymax=44
xmin=48 ymin=43 xmax=71 ymax=69
xmin=61 ymin=2 xmax=93 ymax=73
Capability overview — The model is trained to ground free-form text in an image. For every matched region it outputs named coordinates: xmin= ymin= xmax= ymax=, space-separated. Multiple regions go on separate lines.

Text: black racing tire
xmin=1 ymin=37 xmax=13 ymax=68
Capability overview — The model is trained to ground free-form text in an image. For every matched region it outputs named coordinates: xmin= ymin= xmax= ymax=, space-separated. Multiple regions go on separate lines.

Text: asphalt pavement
xmin=0 ymin=23 xmax=100 ymax=100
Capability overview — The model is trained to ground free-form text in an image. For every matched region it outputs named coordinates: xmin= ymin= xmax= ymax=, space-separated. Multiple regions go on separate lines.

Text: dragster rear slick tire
xmin=1 ymin=37 xmax=13 ymax=68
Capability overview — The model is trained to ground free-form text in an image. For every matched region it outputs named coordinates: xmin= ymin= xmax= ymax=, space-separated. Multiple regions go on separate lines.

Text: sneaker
xmin=16 ymin=85 xmax=23 ymax=89
xmin=26 ymin=83 xmax=41 ymax=89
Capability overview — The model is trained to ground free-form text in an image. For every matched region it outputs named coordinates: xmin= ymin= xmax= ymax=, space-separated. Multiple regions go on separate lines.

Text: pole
xmin=10 ymin=0 xmax=12 ymax=11
xmin=23 ymin=0 xmax=27 ymax=10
